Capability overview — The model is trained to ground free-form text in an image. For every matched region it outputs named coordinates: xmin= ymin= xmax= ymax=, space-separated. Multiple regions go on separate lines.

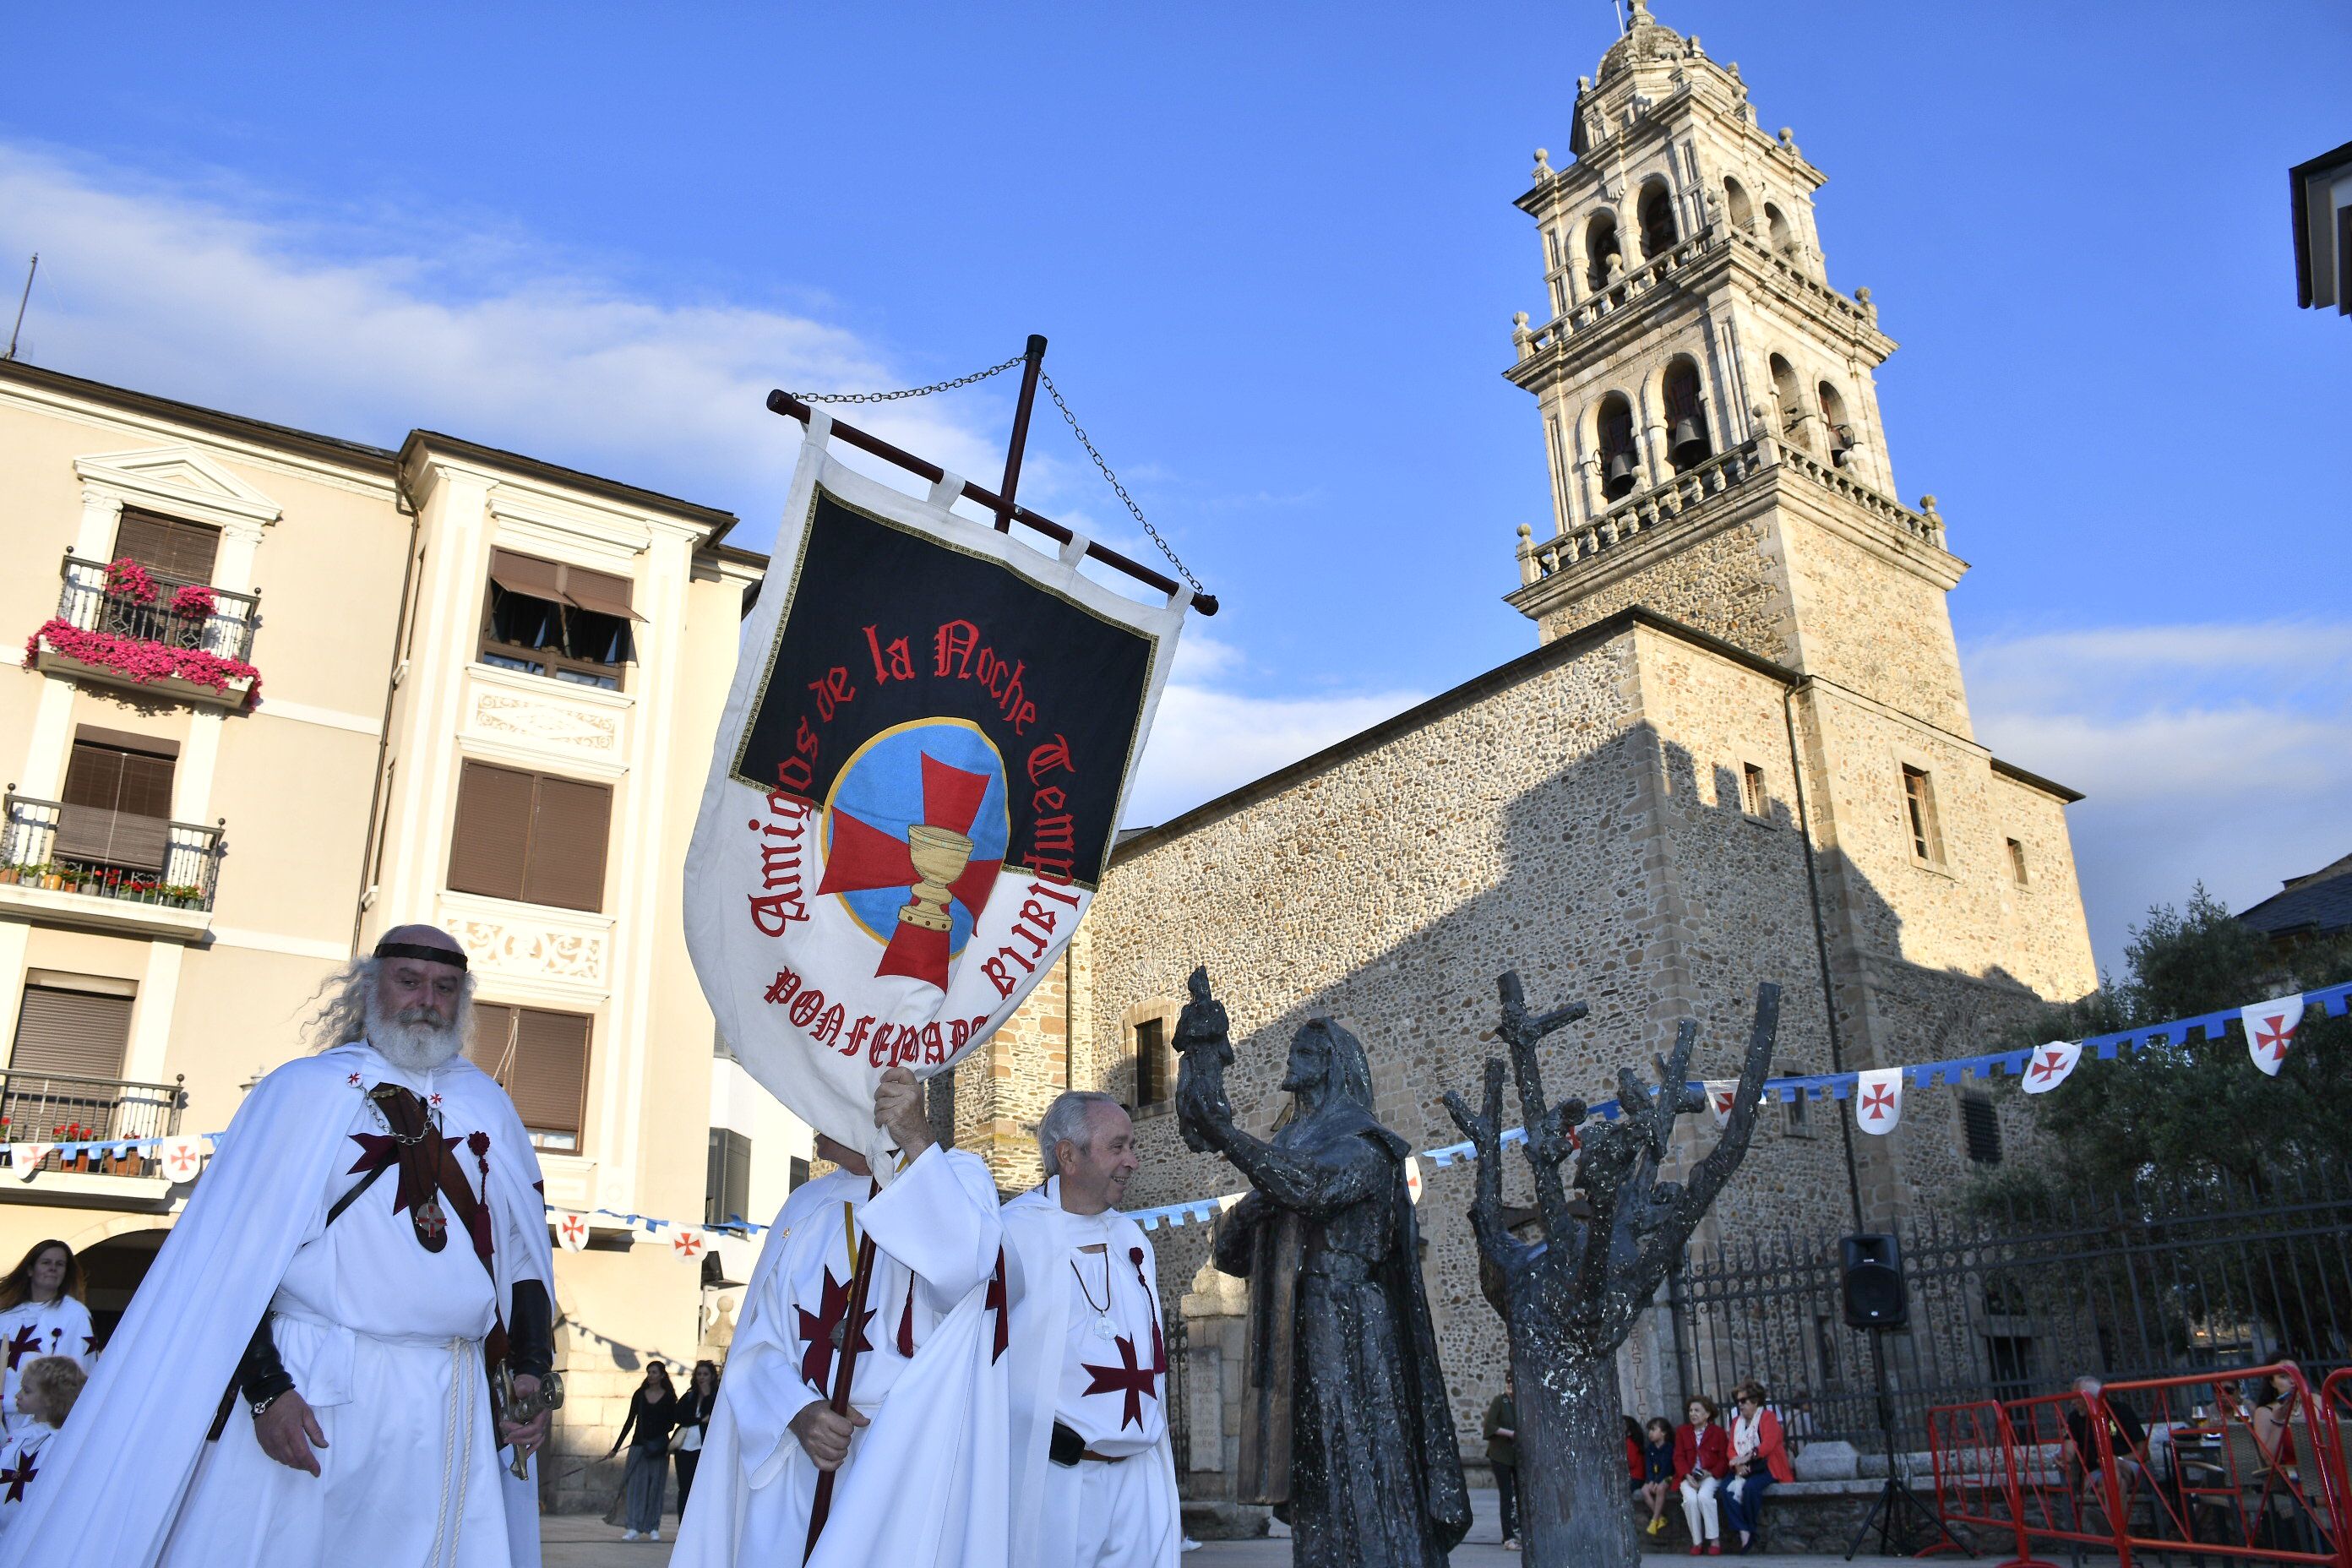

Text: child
xmin=0 ymin=1356 xmax=84 ymax=1538
xmin=1641 ymin=1415 xmax=1679 ymax=1536
xmin=1675 ymin=1395 xmax=1732 ymax=1554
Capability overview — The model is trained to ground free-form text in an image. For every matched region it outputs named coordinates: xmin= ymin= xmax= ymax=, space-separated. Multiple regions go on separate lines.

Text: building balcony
xmin=24 ymin=553 xmax=262 ymax=710
xmin=0 ymin=790 xmax=222 ymax=939
xmin=0 ymin=1070 xmax=188 ymax=1198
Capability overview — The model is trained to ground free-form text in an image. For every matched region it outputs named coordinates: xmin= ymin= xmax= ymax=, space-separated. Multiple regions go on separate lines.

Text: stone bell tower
xmin=1504 ymin=0 xmax=1973 ymax=740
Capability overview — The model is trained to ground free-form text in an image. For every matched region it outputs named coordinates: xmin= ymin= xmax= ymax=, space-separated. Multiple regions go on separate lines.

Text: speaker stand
xmin=1843 ymin=1331 xmax=1974 ymax=1561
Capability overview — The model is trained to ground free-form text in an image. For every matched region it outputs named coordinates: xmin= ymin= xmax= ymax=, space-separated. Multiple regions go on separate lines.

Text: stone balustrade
xmin=1513 ymin=226 xmax=1878 ymax=362
xmin=1773 ymin=442 xmax=1944 ymax=549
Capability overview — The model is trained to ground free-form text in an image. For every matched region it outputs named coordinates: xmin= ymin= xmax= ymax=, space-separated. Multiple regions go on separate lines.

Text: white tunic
xmin=672 ymin=1146 xmax=1008 ymax=1568
xmin=0 ymin=1296 xmax=94 ymax=1437
xmin=157 ymin=1046 xmax=545 ymax=1568
xmin=0 ymin=1421 xmax=57 ymax=1540
xmin=1053 ymin=1201 xmax=1168 ymax=1456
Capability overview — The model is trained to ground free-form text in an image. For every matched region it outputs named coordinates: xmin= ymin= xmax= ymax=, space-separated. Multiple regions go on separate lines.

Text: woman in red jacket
xmin=1674 ymin=1395 xmax=1733 ymax=1554
xmin=1724 ymin=1379 xmax=1796 ymax=1552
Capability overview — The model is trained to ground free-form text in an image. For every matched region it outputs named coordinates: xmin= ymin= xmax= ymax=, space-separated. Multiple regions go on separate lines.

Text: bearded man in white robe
xmin=0 ymin=925 xmax=556 ymax=1568
xmin=673 ymin=1065 xmax=1007 ymax=1568
xmin=1003 ymin=1092 xmax=1180 ymax=1568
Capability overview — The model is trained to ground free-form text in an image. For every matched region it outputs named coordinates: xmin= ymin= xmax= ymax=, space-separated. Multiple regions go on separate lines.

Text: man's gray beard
xmin=365 ymin=993 xmax=467 ymax=1073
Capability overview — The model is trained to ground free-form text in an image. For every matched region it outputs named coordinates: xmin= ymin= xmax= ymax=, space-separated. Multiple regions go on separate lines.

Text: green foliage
xmin=2003 ymin=886 xmax=2352 ymax=1195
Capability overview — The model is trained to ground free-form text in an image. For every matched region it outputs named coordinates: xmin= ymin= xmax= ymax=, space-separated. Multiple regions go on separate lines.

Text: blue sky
xmin=3 ymin=2 xmax=2346 ymax=974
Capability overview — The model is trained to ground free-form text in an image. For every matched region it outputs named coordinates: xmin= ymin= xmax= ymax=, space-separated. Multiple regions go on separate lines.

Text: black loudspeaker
xmin=1841 ymin=1233 xmax=1908 ymax=1330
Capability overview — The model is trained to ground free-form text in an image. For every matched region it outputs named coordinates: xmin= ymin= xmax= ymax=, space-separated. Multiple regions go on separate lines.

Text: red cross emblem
xmin=3 ymin=1327 xmax=41 ymax=1371
xmin=2254 ymin=1015 xmax=2295 ymax=1065
xmin=558 ymin=1214 xmax=589 ymax=1248
xmin=1079 ymin=1334 xmax=1161 ymax=1430
xmin=1860 ymin=1084 xmax=1897 ymax=1121
xmin=2028 ymin=1049 xmax=2069 ymax=1083
xmin=813 ymin=744 xmax=1005 ymax=991
xmin=82 ymin=1334 xmax=96 ymax=1355
xmin=348 ymin=1073 xmax=363 ymax=1086
xmin=796 ymin=1267 xmax=874 ymax=1389
xmin=1712 ymin=1089 xmax=1737 ymax=1117
xmin=164 ymin=1141 xmax=202 ymax=1178
xmin=0 ymin=1452 xmax=35 ymax=1502
xmin=672 ymin=1231 xmax=705 ymax=1261
xmin=984 ymin=1250 xmax=1009 ymax=1364
xmin=430 ymin=1092 xmax=444 ymax=1108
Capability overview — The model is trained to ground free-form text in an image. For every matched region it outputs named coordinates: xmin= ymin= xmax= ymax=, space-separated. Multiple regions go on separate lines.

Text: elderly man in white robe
xmin=0 ymin=925 xmax=556 ymax=1568
xmin=1003 ymin=1092 xmax=1180 ymax=1568
xmin=673 ymin=1065 xmax=1008 ymax=1568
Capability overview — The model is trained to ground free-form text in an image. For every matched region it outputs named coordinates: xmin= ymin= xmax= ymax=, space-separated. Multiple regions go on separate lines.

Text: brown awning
xmin=563 ymin=565 xmax=642 ymax=622
xmin=488 ymin=548 xmax=566 ymax=603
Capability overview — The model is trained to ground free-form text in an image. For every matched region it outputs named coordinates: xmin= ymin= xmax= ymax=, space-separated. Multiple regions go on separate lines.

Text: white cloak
xmin=672 ymin=1146 xmax=1008 ymax=1568
xmin=0 ymin=1043 xmax=553 ymax=1568
xmin=1001 ymin=1182 xmax=1180 ymax=1568
xmin=0 ymin=1294 xmax=94 ymax=1437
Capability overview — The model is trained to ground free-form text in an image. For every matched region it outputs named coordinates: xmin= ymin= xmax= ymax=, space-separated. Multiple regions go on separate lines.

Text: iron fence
xmin=1668 ymin=1166 xmax=2352 ymax=1455
xmin=0 ymin=792 xmax=225 ymax=910
xmin=0 ymin=1070 xmax=187 ymax=1177
xmin=54 ymin=553 xmax=260 ymax=663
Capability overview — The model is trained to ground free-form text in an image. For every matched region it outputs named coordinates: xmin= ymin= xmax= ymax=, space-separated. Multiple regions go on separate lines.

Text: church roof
xmin=2239 ymin=853 xmax=2352 ymax=942
xmin=1597 ymin=0 xmax=1688 ymax=84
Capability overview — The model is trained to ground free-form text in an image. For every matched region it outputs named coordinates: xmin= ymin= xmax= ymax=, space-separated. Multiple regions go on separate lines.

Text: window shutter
xmin=466 ymin=1003 xmax=518 ymax=1081
xmin=113 ymin=509 xmax=221 ymax=585
xmin=56 ymin=742 xmax=175 ymax=872
xmin=9 ymin=988 xmax=133 ymax=1081
xmin=448 ymin=762 xmax=535 ymax=901
xmin=520 ymin=776 xmax=611 ymax=912
xmin=508 ymin=1008 xmax=589 ymax=1144
xmin=561 ymin=566 xmax=641 ymax=622
xmin=487 ymin=549 xmax=565 ymax=603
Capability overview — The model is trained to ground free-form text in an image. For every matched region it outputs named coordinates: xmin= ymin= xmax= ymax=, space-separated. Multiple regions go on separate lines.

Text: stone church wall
xmin=1535 ymin=509 xmax=1792 ymax=665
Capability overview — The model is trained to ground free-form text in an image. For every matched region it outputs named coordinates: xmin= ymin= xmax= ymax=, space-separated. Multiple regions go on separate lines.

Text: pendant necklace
xmin=1070 ymin=1252 xmax=1117 ymax=1340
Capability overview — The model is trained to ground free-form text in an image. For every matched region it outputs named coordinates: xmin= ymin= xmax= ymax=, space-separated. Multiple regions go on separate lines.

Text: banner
xmin=685 ymin=414 xmax=1186 ymax=1170
xmin=1854 ymin=1067 xmax=1904 ymax=1135
xmin=2243 ymin=994 xmax=2305 ymax=1076
xmin=2018 ymin=1040 xmax=2082 ymax=1095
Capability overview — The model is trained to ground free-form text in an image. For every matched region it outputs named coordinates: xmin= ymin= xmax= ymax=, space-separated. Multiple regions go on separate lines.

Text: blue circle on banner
xmin=821 ymin=718 xmax=1010 ymax=959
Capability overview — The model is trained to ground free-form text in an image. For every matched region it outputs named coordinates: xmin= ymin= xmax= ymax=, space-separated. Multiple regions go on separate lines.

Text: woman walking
xmin=674 ymin=1360 xmax=720 ymax=1514
xmin=607 ymin=1361 xmax=678 ymax=1542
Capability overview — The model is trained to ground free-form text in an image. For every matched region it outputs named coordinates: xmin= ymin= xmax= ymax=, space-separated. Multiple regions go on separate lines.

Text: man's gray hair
xmin=1037 ymin=1091 xmax=1124 ymax=1179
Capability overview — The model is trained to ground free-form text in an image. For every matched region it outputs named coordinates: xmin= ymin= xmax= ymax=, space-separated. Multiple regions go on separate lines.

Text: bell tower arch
xmin=1505 ymin=1 xmax=1971 ymax=738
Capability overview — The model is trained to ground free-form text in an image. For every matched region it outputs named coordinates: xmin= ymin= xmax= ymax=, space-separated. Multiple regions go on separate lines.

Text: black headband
xmin=373 ymin=940 xmax=468 ymax=971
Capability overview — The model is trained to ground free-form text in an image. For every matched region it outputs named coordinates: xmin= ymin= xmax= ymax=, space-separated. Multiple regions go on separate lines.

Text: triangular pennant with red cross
xmin=670 ymin=1228 xmax=707 ymax=1262
xmin=2242 ymin=994 xmax=2306 ymax=1078
xmin=1704 ymin=1079 xmax=1740 ymax=1129
xmin=8 ymin=1145 xmax=52 ymax=1182
xmin=1403 ymin=1154 xmax=1424 ymax=1206
xmin=156 ymin=1134 xmax=207 ymax=1181
xmin=2019 ymin=1040 xmax=2082 ymax=1096
xmin=554 ymin=1211 xmax=591 ymax=1252
xmin=1853 ymin=1068 xmax=1903 ymax=1135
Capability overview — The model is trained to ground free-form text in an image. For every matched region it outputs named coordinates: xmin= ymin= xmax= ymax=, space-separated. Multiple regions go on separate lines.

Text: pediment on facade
xmin=74 ymin=445 xmax=283 ymax=527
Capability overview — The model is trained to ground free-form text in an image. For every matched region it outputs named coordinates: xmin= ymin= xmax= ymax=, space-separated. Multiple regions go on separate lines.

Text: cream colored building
xmin=972 ymin=1 xmax=2101 ymax=1489
xmin=0 ymin=357 xmax=798 ymax=1509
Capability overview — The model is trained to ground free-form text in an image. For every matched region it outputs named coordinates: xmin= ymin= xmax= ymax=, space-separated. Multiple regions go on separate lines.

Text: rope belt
xmin=427 ymin=1335 xmax=479 ymax=1568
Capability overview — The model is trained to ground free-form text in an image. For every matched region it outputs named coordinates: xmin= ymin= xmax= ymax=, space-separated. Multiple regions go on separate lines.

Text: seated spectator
xmin=2251 ymin=1367 xmax=2300 ymax=1472
xmin=2210 ymin=1377 xmax=2251 ymax=1424
xmin=1723 ymin=1380 xmax=1794 ymax=1553
xmin=1640 ymin=1416 xmax=1677 ymax=1537
xmin=2061 ymin=1375 xmax=2147 ymax=1527
xmin=0 ymin=1356 xmax=84 ymax=1537
xmin=1675 ymin=1396 xmax=1731 ymax=1554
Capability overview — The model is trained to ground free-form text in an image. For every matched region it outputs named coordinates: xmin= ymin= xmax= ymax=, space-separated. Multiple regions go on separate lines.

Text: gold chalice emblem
xmin=901 ymin=824 xmax=976 ymax=933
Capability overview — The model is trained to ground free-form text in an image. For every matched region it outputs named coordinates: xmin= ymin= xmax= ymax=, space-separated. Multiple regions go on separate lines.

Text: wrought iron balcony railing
xmin=0 ymin=1070 xmax=187 ymax=1179
xmin=53 ymin=553 xmax=260 ymax=663
xmin=0 ymin=791 xmax=225 ymax=911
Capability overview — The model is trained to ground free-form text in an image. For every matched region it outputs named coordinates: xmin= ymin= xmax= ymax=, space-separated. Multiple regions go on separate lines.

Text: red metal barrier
xmin=2319 ymin=1370 xmax=2352 ymax=1568
xmin=1930 ymin=1398 xmax=2061 ymax=1568
xmin=2094 ymin=1364 xmax=2344 ymax=1568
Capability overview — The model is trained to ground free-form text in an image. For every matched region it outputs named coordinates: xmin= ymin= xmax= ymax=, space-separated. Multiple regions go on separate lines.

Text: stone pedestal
xmin=1175 ymin=1260 xmax=1273 ymax=1538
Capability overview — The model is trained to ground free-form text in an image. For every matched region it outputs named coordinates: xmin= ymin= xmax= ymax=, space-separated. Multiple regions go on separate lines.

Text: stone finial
xmin=1727 ymin=62 xmax=1742 ymax=81
xmin=1533 ymin=147 xmax=1552 ymax=178
xmin=1778 ymin=126 xmax=1795 ymax=145
xmin=1516 ymin=523 xmax=1534 ymax=540
xmin=1688 ymin=34 xmax=1703 ymax=55
xmin=1750 ymin=402 xmax=1771 ymax=422
xmin=1919 ymin=494 xmax=1940 ymax=515
xmin=1854 ymin=286 xmax=1872 ymax=303
xmin=1513 ymin=310 xmax=1531 ymax=329
xmin=1577 ymin=74 xmax=1591 ymax=92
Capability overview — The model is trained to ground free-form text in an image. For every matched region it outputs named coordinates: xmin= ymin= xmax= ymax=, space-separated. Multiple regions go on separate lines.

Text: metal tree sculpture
xmin=1442 ymin=973 xmax=1781 ymax=1568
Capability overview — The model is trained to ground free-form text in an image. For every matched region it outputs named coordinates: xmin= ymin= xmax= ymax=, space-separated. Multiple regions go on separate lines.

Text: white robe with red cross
xmin=671 ymin=1145 xmax=1008 ymax=1568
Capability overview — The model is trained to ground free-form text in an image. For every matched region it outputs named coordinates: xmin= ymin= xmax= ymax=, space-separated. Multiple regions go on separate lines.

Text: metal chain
xmin=1038 ymin=372 xmax=1205 ymax=594
xmin=784 ymin=352 xmax=1025 ymax=406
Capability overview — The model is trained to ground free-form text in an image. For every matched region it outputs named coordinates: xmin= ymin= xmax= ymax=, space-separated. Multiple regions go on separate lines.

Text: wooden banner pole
xmin=803 ymin=1228 xmax=879 ymax=1562
xmin=765 ymin=385 xmax=1218 ymax=617
xmin=994 ymin=333 xmax=1048 ymax=531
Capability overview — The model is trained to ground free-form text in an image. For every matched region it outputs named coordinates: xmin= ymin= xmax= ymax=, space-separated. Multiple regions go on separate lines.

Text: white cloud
xmin=1964 ymin=620 xmax=2352 ymax=972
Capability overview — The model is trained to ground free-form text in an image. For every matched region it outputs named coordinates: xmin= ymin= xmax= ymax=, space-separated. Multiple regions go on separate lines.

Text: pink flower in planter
xmin=24 ymin=618 xmax=264 ymax=708
xmin=167 ymin=583 xmax=217 ymax=618
xmin=105 ymin=558 xmax=159 ymax=604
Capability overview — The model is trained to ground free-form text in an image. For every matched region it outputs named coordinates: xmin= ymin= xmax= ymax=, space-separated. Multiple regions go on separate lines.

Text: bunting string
xmin=6 ymin=980 xmax=2341 ymax=1247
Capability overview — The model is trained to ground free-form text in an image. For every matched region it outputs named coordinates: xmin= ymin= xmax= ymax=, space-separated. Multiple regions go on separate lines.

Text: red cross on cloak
xmin=984 ymin=1250 xmax=1009 ymax=1364
xmin=0 ymin=1451 xmax=34 ymax=1502
xmin=2254 ymin=1015 xmax=2295 ymax=1066
xmin=1080 ymin=1334 xmax=1160 ymax=1430
xmin=797 ymin=1266 xmax=874 ymax=1390
xmin=2028 ymin=1049 xmax=2068 ymax=1083
xmin=2 ymin=1327 xmax=38 ymax=1371
xmin=814 ymin=754 xmax=1002 ymax=990
xmin=1860 ymin=1085 xmax=1897 ymax=1121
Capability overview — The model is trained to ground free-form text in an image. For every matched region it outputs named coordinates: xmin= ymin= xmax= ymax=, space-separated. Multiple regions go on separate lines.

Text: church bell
xmin=1668 ymin=416 xmax=1709 ymax=468
xmin=1602 ymin=450 xmax=1639 ymax=500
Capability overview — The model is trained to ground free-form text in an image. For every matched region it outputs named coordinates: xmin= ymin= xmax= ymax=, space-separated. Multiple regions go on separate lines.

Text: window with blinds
xmin=57 ymin=736 xmax=177 ymax=874
xmin=9 ymin=986 xmax=133 ymax=1081
xmin=112 ymin=509 xmax=221 ymax=586
xmin=466 ymin=1003 xmax=591 ymax=1151
xmin=446 ymin=760 xmax=611 ymax=911
xmin=478 ymin=548 xmax=639 ymax=690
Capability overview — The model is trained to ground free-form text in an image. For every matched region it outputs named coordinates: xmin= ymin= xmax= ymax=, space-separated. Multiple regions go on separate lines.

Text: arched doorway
xmin=78 ymin=1227 xmax=170 ymax=1347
